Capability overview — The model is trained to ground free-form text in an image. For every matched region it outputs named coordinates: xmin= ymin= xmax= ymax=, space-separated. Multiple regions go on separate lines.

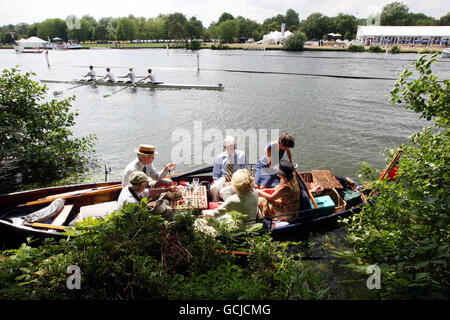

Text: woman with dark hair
xmin=254 ymin=133 xmax=295 ymax=189
xmin=257 ymin=160 xmax=300 ymax=219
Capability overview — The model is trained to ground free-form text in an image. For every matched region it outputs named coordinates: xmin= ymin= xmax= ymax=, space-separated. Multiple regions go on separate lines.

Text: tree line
xmin=1 ymin=2 xmax=449 ymax=45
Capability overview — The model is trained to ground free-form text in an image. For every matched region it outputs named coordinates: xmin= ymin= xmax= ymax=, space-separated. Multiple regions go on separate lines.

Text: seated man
xmin=210 ymin=136 xmax=247 ymax=202
xmin=118 ymin=171 xmax=173 ymax=220
xmin=118 ymin=171 xmax=150 ymax=208
xmin=119 ymin=67 xmax=136 ymax=83
xmin=122 ymin=144 xmax=176 ymax=193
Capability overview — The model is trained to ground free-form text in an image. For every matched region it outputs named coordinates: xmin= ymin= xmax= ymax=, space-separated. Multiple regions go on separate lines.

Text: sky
xmin=0 ymin=0 xmax=448 ymax=27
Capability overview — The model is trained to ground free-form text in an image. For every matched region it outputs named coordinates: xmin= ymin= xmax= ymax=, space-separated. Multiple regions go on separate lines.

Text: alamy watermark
xmin=170 ymin=121 xmax=280 ymax=165
xmin=66 ymin=265 xmax=81 ymax=290
xmin=366 ymin=265 xmax=381 ymax=290
xmin=66 ymin=15 xmax=81 ymax=30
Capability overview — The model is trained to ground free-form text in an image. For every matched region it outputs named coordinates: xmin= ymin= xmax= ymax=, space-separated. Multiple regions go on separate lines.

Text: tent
xmin=17 ymin=36 xmax=47 ymax=48
xmin=262 ymin=30 xmax=293 ymax=45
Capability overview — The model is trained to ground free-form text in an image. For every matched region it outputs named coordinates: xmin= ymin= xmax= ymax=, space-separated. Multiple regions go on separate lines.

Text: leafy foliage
xmin=0 ymin=202 xmax=326 ymax=299
xmin=339 ymin=54 xmax=450 ymax=299
xmin=391 ymin=53 xmax=450 ymax=127
xmin=369 ymin=45 xmax=384 ymax=52
xmin=282 ymin=32 xmax=307 ymax=51
xmin=0 ymin=67 xmax=97 ymax=193
xmin=347 ymin=44 xmax=365 ymax=52
xmin=389 ymin=45 xmax=401 ymax=54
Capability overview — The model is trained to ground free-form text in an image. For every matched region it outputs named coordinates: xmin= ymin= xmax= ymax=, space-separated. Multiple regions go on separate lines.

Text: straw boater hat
xmin=135 ymin=144 xmax=158 ymax=155
xmin=129 ymin=171 xmax=150 ymax=186
xmin=231 ymin=169 xmax=254 ymax=194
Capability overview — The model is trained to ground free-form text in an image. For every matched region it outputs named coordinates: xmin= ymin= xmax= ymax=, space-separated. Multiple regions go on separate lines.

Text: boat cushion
xmin=79 ymin=201 xmax=118 ymax=219
xmin=68 ymin=201 xmax=118 ymax=226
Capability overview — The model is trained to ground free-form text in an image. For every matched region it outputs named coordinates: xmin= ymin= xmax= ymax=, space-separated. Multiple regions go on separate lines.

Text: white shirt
xmin=124 ymin=72 xmax=136 ymax=83
xmin=147 ymin=72 xmax=156 ymax=83
xmin=122 ymin=158 xmax=167 ymax=188
xmin=85 ymin=70 xmax=96 ymax=80
xmin=118 ymin=186 xmax=141 ymax=208
xmin=105 ymin=71 xmax=115 ymax=82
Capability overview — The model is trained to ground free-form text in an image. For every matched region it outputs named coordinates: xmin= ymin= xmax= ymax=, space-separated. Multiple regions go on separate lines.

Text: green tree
xmin=285 ymin=9 xmax=300 ymax=28
xmin=408 ymin=13 xmax=437 ymax=26
xmin=166 ymin=12 xmax=188 ymax=43
xmin=145 ymin=17 xmax=166 ymax=40
xmin=116 ymin=17 xmax=138 ymax=41
xmin=334 ymin=13 xmax=358 ymax=39
xmin=218 ymin=12 xmax=234 ymax=24
xmin=0 ymin=67 xmax=97 ymax=193
xmin=217 ymin=19 xmax=239 ymax=43
xmin=93 ymin=25 xmax=108 ymax=40
xmin=438 ymin=12 xmax=450 ymax=25
xmin=236 ymin=16 xmax=261 ymax=39
xmin=381 ymin=1 xmax=410 ymax=26
xmin=300 ymin=13 xmax=333 ymax=40
xmin=186 ymin=16 xmax=204 ymax=40
xmin=68 ymin=19 xmax=94 ymax=42
xmin=37 ymin=18 xmax=67 ymax=41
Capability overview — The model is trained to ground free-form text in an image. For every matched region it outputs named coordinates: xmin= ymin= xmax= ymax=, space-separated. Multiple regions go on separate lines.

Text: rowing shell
xmin=41 ymin=79 xmax=224 ymax=91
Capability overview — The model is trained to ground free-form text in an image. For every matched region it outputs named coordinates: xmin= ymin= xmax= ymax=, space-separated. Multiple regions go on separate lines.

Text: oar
xmin=103 ymin=78 xmax=144 ymax=98
xmin=53 ymin=81 xmax=93 ymax=96
xmin=294 ymin=168 xmax=318 ymax=209
xmin=368 ymin=148 xmax=403 ymax=198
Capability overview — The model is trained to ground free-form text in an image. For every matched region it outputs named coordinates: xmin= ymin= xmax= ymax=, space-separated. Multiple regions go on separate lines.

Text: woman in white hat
xmin=202 ymin=169 xmax=258 ymax=225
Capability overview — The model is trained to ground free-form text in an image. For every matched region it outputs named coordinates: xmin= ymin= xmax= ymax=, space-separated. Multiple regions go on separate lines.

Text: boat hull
xmin=0 ymin=166 xmax=365 ymax=245
xmin=40 ymin=79 xmax=224 ymax=90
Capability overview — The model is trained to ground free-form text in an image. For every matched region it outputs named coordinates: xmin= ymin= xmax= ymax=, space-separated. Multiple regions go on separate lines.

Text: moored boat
xmin=40 ymin=79 xmax=225 ymax=91
xmin=442 ymin=48 xmax=450 ymax=58
xmin=0 ymin=166 xmax=365 ymax=245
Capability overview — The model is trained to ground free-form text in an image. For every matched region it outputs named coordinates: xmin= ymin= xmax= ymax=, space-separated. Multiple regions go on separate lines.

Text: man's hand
xmin=165 ymin=163 xmax=176 ymax=171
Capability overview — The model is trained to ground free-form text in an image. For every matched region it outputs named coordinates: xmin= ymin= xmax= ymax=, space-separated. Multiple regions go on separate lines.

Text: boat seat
xmin=79 ymin=201 xmax=118 ymax=219
xmin=68 ymin=201 xmax=118 ymax=226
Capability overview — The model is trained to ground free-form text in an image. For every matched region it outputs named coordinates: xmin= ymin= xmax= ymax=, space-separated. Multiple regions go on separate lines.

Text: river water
xmin=2 ymin=48 xmax=449 ymax=182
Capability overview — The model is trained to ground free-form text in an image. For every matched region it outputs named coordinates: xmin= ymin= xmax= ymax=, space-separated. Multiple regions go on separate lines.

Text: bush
xmin=369 ymin=45 xmax=383 ymax=52
xmin=339 ymin=54 xmax=450 ymax=299
xmin=0 ymin=67 xmax=97 ymax=193
xmin=389 ymin=45 xmax=401 ymax=53
xmin=282 ymin=32 xmax=307 ymax=51
xmin=188 ymin=40 xmax=201 ymax=50
xmin=347 ymin=44 xmax=365 ymax=52
xmin=0 ymin=201 xmax=327 ymax=299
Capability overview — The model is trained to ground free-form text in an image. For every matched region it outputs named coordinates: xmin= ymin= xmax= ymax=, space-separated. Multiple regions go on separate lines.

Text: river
xmin=2 ymin=48 xmax=449 ymax=182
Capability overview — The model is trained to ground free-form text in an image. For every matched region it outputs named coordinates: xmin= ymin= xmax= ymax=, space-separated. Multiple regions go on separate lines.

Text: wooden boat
xmin=0 ymin=166 xmax=365 ymax=245
xmin=40 ymin=79 xmax=225 ymax=91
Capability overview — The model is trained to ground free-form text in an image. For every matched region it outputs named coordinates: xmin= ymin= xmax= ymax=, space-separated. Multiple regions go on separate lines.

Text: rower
xmin=143 ymin=68 xmax=156 ymax=83
xmin=119 ymin=67 xmax=136 ymax=83
xmin=82 ymin=65 xmax=96 ymax=81
xmin=101 ymin=67 xmax=116 ymax=82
